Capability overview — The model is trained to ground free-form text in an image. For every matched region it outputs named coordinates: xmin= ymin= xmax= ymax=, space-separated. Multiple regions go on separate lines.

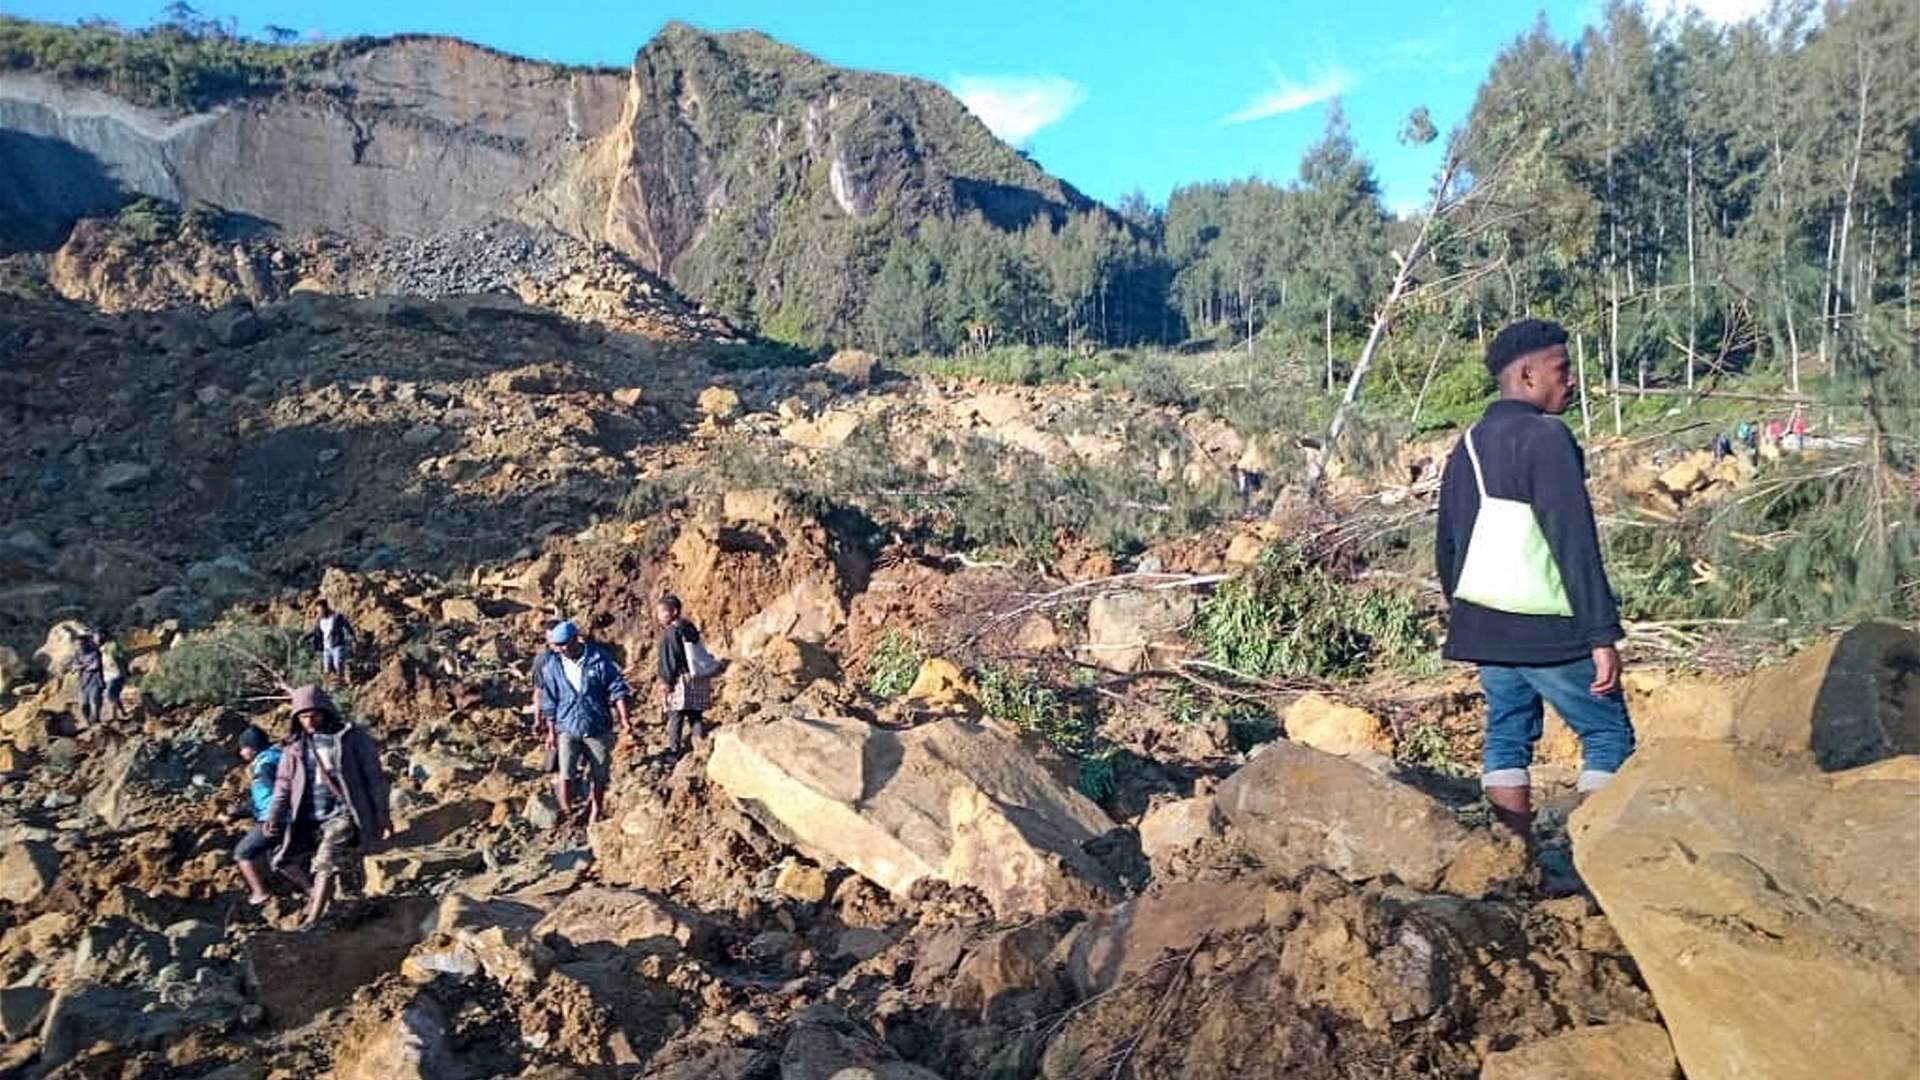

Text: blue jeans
xmin=1479 ymin=657 xmax=1634 ymax=790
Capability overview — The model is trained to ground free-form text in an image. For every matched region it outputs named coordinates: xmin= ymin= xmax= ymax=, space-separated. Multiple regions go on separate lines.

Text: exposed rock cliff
xmin=1 ymin=22 xmax=1093 ymax=340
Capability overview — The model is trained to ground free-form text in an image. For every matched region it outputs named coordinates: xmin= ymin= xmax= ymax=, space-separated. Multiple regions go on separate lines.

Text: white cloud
xmin=949 ymin=74 xmax=1087 ymax=144
xmin=1648 ymin=0 xmax=1770 ymax=24
xmin=1220 ymin=66 xmax=1354 ymax=126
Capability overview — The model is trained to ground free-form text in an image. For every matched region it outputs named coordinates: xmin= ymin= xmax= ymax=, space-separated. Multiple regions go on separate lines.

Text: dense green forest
xmin=863 ymin=0 xmax=1917 ymax=398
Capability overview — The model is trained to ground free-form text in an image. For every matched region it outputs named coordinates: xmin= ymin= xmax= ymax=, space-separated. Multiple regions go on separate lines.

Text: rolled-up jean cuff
xmin=1481 ymin=768 xmax=1530 ymax=789
xmin=1576 ymin=769 xmax=1615 ymax=793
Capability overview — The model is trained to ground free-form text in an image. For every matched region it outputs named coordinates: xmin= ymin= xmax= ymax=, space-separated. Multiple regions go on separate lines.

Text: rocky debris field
xmin=2 ymin=443 xmax=1915 ymax=1078
xmin=2 ymin=279 xmax=1917 ymax=1078
xmin=38 ymin=215 xmax=742 ymax=344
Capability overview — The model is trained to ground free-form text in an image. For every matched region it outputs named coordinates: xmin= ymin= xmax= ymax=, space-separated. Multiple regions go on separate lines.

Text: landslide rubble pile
xmin=2 ymin=279 xmax=1916 ymax=1078
xmin=3 ymin=503 xmax=1914 ymax=1079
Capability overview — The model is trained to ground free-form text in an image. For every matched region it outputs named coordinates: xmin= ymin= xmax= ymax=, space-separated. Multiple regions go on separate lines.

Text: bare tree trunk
xmin=1905 ymin=203 xmax=1913 ymax=333
xmin=1821 ymin=214 xmax=1837 ymax=370
xmin=1576 ymin=332 xmax=1592 ymax=439
xmin=1784 ymin=275 xmax=1802 ymax=394
xmin=1610 ymin=335 xmax=1623 ymax=437
xmin=1685 ymin=146 xmax=1697 ymax=390
xmin=1324 ymin=291 xmax=1334 ymax=393
xmin=1833 ymin=33 xmax=1873 ymax=338
xmin=1609 ymin=268 xmax=1624 ymax=398
xmin=1406 ymin=334 xmax=1448 ymax=434
xmin=1301 ymin=154 xmax=1466 ymax=499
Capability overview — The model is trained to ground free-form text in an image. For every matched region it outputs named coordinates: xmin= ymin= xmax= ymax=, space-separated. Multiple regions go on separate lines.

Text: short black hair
xmin=658 ymin=594 xmax=683 ymax=615
xmin=1485 ymin=318 xmax=1569 ymax=378
xmin=239 ymin=725 xmax=271 ymax=753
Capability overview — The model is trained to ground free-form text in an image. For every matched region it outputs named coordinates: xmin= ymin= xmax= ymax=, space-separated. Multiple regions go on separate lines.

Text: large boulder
xmin=706 ymin=711 xmax=1118 ymax=916
xmin=1727 ymin=621 xmax=1920 ymax=770
xmin=1214 ymin=740 xmax=1525 ymax=896
xmin=37 ymin=984 xmax=247 ymax=1072
xmin=665 ymin=511 xmax=868 ymax=660
xmin=1624 ymin=623 xmax=1920 ymax=771
xmin=1479 ymin=1021 xmax=1679 ymax=1080
xmin=1570 ymin=741 xmax=1920 ymax=1080
xmin=402 ymin=893 xmax=555 ymax=987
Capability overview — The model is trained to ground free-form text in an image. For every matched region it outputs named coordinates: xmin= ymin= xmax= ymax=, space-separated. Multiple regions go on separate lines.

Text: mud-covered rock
xmin=1284 ymin=693 xmax=1392 ymax=757
xmin=534 ymin=887 xmax=713 ymax=958
xmin=332 ymin=991 xmax=462 ymax=1080
xmin=1572 ymin=741 xmax=1919 ymax=1080
xmin=0 ymin=840 xmax=60 ymax=905
xmin=1067 ymin=880 xmax=1268 ymax=996
xmin=1480 ymin=1021 xmax=1679 ymax=1080
xmin=779 ymin=1004 xmax=944 ymax=1080
xmin=39 ymin=982 xmax=252 ymax=1071
xmin=1215 ymin=741 xmax=1526 ymax=895
xmin=1136 ymin=795 xmax=1222 ymax=872
xmin=708 ymin=710 xmax=1118 ymax=916
xmin=1082 ymin=590 xmax=1196 ymax=672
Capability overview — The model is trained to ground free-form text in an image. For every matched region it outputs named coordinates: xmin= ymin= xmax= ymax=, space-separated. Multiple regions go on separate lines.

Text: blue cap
xmin=547 ymin=620 xmax=579 ymax=645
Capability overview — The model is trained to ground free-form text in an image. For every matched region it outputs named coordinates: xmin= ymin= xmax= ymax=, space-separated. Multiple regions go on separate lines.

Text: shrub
xmin=1193 ymin=541 xmax=1435 ymax=680
xmin=114 ymin=196 xmax=179 ymax=244
xmin=864 ymin=630 xmax=927 ymax=698
xmin=144 ymin=619 xmax=319 ymax=708
xmin=977 ymin=663 xmax=1115 ymax=798
xmin=0 ymin=16 xmax=368 ymax=111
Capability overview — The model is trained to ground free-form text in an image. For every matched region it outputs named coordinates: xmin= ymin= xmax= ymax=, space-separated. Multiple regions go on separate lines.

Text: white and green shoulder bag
xmin=1452 ymin=427 xmax=1573 ymax=617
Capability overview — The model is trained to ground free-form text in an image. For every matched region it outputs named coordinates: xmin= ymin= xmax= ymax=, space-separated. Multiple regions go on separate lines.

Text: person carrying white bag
xmin=654 ymin=593 xmax=722 ymax=756
xmin=1434 ymin=319 xmax=1636 ymax=851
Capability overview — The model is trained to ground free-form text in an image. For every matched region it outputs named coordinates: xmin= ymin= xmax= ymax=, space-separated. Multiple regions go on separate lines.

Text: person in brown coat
xmin=263 ymin=685 xmax=391 ymax=928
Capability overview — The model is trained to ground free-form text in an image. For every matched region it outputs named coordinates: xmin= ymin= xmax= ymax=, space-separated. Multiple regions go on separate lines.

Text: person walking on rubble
xmin=67 ymin=626 xmax=106 ymax=728
xmin=232 ymin=724 xmax=306 ymax=905
xmin=533 ymin=620 xmax=635 ymax=825
xmin=263 ymin=685 xmax=391 ymax=929
xmin=1434 ymin=319 xmax=1635 ymax=847
xmin=654 ymin=595 xmax=718 ymax=757
xmin=99 ymin=629 xmax=129 ymax=722
xmin=311 ymin=600 xmax=357 ymax=687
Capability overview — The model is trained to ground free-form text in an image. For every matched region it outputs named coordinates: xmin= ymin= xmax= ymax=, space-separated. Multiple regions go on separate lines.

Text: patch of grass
xmin=978 ymin=663 xmax=1115 ymax=798
xmin=1193 ymin=541 xmax=1435 ymax=680
xmin=1394 ymin=717 xmax=1468 ymax=776
xmin=864 ymin=630 xmax=927 ymax=699
xmin=1077 ymin=747 xmax=1119 ymax=801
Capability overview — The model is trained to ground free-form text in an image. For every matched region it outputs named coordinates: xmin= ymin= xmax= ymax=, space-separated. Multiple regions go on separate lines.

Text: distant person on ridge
xmin=66 ymin=627 xmax=106 ymax=728
xmin=533 ymin=620 xmax=635 ymax=825
xmin=99 ymin=629 xmax=129 ymax=722
xmin=654 ymin=595 xmax=715 ymax=757
xmin=264 ymin=685 xmax=391 ymax=929
xmin=1434 ymin=319 xmax=1634 ymax=846
xmin=310 ymin=600 xmax=356 ymax=686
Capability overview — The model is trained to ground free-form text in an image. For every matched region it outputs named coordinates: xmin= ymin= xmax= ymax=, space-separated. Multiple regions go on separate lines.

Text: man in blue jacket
xmin=534 ymin=619 xmax=635 ymax=826
xmin=1435 ymin=319 xmax=1635 ymax=844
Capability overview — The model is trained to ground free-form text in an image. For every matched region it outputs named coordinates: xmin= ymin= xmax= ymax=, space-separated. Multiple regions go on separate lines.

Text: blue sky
xmin=9 ymin=0 xmax=1764 ymax=212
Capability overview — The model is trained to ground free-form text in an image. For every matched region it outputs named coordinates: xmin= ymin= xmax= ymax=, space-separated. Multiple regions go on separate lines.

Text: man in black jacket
xmin=1435 ymin=319 xmax=1635 ymax=843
